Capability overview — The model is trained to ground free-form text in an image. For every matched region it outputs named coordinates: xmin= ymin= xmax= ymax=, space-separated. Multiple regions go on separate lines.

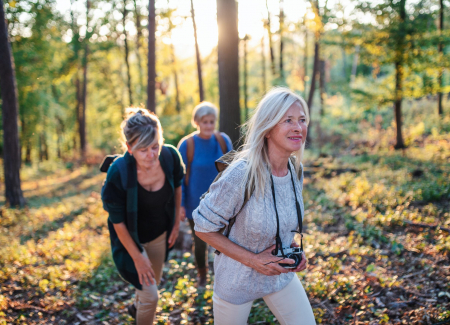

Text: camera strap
xmin=270 ymin=163 xmax=303 ymax=257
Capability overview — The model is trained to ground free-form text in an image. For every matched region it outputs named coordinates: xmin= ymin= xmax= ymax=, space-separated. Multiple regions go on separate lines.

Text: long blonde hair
xmin=233 ymin=87 xmax=310 ymax=198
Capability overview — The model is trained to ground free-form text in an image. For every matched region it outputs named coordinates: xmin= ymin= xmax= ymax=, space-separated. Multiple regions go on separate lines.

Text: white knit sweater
xmin=193 ymin=160 xmax=305 ymax=304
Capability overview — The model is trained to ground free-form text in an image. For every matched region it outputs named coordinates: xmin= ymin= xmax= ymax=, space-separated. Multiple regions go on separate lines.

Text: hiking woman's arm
xmin=196 ymin=231 xmax=294 ymax=276
xmin=168 ymin=186 xmax=182 ymax=248
xmin=113 ymin=222 xmax=156 ymax=285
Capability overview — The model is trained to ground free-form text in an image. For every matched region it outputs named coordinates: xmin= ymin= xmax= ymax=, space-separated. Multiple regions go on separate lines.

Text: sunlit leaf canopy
xmin=8 ymin=0 xmax=371 ymax=57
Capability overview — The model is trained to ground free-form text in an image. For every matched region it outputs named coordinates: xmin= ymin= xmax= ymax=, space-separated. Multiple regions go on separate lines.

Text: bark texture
xmin=306 ymin=41 xmax=319 ymax=145
xmin=243 ymin=35 xmax=249 ymax=121
xmin=133 ymin=0 xmax=144 ymax=101
xmin=217 ymin=0 xmax=240 ymax=146
xmin=0 ymin=0 xmax=26 ymax=207
xmin=191 ymin=0 xmax=204 ymax=102
xmin=79 ymin=0 xmax=89 ymax=160
xmin=147 ymin=0 xmax=156 ymax=112
xmin=279 ymin=0 xmax=284 ymax=79
xmin=303 ymin=18 xmax=308 ymax=98
xmin=319 ymin=59 xmax=326 ymax=116
xmin=170 ymin=43 xmax=180 ymax=113
xmin=438 ymin=0 xmax=444 ymax=116
xmin=261 ymin=36 xmax=266 ymax=94
xmin=123 ymin=0 xmax=133 ymax=106
xmin=265 ymin=0 xmax=276 ymax=77
xmin=394 ymin=0 xmax=406 ymax=149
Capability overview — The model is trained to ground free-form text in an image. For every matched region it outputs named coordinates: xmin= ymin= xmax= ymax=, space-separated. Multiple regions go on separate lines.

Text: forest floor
xmin=1 ymin=134 xmax=450 ymax=324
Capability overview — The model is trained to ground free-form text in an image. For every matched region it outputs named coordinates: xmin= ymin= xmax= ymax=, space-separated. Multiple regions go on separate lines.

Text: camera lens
xmin=291 ymin=254 xmax=299 ymax=263
xmin=288 ymin=254 xmax=301 ymax=267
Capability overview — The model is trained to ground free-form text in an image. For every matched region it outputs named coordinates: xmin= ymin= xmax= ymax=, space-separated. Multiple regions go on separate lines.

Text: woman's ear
xmin=126 ymin=142 xmax=133 ymax=155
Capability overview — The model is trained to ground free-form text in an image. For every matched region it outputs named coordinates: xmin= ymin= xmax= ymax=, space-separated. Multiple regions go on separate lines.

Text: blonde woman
xmin=192 ymin=88 xmax=316 ymax=324
xmin=101 ymin=108 xmax=185 ymax=324
xmin=177 ymin=102 xmax=233 ymax=287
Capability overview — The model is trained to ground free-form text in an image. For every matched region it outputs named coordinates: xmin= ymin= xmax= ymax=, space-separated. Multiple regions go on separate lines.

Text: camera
xmin=273 ymin=247 xmax=303 ymax=269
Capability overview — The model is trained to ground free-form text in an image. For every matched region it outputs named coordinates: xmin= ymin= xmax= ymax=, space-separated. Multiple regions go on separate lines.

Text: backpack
xmin=179 ymin=131 xmax=228 ymax=186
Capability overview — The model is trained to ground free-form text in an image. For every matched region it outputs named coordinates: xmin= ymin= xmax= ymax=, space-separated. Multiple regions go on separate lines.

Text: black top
xmin=137 ymin=178 xmax=172 ymax=243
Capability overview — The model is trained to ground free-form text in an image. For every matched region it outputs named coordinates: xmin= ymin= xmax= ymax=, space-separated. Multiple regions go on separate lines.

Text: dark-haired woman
xmin=101 ymin=108 xmax=185 ymax=324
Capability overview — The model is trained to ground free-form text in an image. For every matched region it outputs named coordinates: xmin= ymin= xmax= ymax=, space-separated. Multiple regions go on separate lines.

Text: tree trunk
xmin=133 ymin=0 xmax=144 ymax=101
xmin=123 ymin=0 xmax=133 ymax=106
xmin=191 ymin=0 xmax=204 ymax=102
xmin=243 ymin=35 xmax=249 ymax=121
xmin=265 ymin=0 xmax=276 ymax=77
xmin=394 ymin=59 xmax=405 ymax=149
xmin=217 ymin=0 xmax=240 ymax=146
xmin=342 ymin=46 xmax=347 ymax=80
xmin=0 ymin=0 xmax=25 ymax=207
xmin=279 ymin=0 xmax=284 ymax=80
xmin=307 ymin=42 xmax=319 ymax=112
xmin=147 ymin=0 xmax=156 ymax=112
xmin=79 ymin=0 xmax=89 ymax=160
xmin=306 ymin=41 xmax=319 ymax=146
xmin=56 ymin=116 xmax=64 ymax=159
xmin=80 ymin=48 xmax=87 ymax=160
xmin=25 ymin=141 xmax=31 ymax=164
xmin=351 ymin=45 xmax=360 ymax=84
xmin=438 ymin=0 xmax=444 ymax=116
xmin=20 ymin=113 xmax=26 ymax=164
xmin=39 ymin=134 xmax=43 ymax=162
xmin=319 ymin=59 xmax=326 ymax=116
xmin=394 ymin=0 xmax=406 ymax=149
xmin=75 ymin=73 xmax=81 ymax=152
xmin=21 ymin=112 xmax=31 ymax=164
xmin=261 ymin=35 xmax=267 ymax=94
xmin=70 ymin=0 xmax=81 ymax=158
xmin=170 ymin=43 xmax=181 ymax=113
xmin=394 ymin=98 xmax=405 ymax=149
xmin=303 ymin=15 xmax=308 ymax=98
xmin=40 ymin=132 xmax=49 ymax=161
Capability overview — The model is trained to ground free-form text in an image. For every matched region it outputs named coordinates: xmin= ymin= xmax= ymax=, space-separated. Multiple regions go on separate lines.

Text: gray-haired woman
xmin=177 ymin=102 xmax=232 ymax=287
xmin=101 ymin=108 xmax=185 ymax=324
xmin=193 ymin=88 xmax=316 ymax=324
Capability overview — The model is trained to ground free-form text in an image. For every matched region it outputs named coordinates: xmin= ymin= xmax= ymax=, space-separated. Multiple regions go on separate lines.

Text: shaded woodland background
xmin=1 ymin=0 xmax=450 ymax=324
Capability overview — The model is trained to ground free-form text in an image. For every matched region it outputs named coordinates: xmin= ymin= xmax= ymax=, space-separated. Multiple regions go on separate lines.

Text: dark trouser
xmin=188 ymin=218 xmax=208 ymax=269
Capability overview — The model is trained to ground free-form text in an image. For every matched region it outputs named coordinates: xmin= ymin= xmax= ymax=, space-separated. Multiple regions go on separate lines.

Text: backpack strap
xmin=223 ymin=183 xmax=252 ymax=236
xmin=184 ymin=137 xmax=195 ymax=186
xmin=214 ymin=131 xmax=228 ymax=155
xmin=214 ymin=181 xmax=254 ymax=255
xmin=216 ymin=158 xmax=300 ymax=255
xmin=160 ymin=146 xmax=174 ymax=172
xmin=115 ymin=157 xmax=128 ymax=190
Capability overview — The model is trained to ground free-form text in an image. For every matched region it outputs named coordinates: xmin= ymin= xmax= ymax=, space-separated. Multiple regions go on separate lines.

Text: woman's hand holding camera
xmin=134 ymin=254 xmax=156 ymax=286
xmin=289 ymin=241 xmax=307 ymax=273
xmin=249 ymin=244 xmax=296 ymax=276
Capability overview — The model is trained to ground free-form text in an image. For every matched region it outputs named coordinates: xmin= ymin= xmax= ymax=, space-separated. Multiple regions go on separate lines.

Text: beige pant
xmin=135 ymin=232 xmax=166 ymax=325
xmin=213 ymin=276 xmax=316 ymax=325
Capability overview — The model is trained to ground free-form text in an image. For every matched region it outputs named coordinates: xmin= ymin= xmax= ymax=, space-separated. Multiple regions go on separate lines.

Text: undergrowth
xmin=1 ymin=100 xmax=450 ymax=324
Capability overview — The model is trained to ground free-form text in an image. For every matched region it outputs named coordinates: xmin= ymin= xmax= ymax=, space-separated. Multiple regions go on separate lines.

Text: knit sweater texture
xmin=178 ymin=133 xmax=233 ymax=220
xmin=193 ymin=159 xmax=305 ymax=304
